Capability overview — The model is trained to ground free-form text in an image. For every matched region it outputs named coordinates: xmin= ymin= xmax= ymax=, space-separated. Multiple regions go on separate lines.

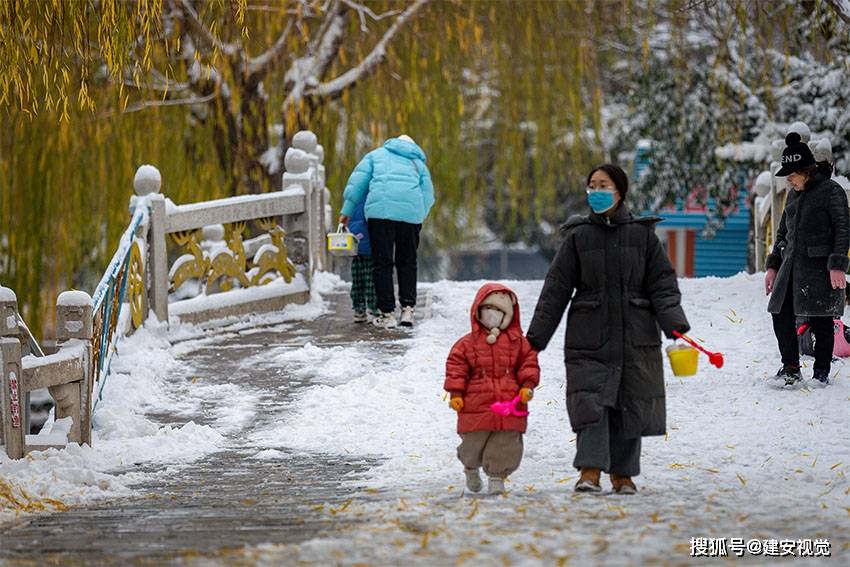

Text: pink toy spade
xmin=673 ymin=330 xmax=724 ymax=369
xmin=490 ymin=395 xmax=529 ymax=417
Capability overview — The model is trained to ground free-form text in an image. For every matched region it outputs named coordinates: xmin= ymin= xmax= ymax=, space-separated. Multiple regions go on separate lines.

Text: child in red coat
xmin=444 ymin=283 xmax=540 ymax=495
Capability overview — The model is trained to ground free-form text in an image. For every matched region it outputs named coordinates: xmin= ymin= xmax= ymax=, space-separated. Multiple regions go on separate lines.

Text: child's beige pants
xmin=457 ymin=430 xmax=523 ymax=479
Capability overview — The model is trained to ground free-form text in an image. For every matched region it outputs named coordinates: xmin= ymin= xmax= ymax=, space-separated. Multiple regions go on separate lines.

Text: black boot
xmin=776 ymin=365 xmax=802 ymax=386
xmin=813 ymin=369 xmax=830 ymax=385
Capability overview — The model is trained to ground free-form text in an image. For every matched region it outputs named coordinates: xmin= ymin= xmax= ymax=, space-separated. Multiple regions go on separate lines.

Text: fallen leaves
xmin=0 ymin=478 xmax=68 ymax=514
xmin=330 ymin=499 xmax=353 ymax=515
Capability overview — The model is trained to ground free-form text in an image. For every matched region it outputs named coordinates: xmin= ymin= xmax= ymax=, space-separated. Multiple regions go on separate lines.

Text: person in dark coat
xmin=526 ymin=164 xmax=689 ymax=494
xmin=764 ymin=132 xmax=849 ymax=386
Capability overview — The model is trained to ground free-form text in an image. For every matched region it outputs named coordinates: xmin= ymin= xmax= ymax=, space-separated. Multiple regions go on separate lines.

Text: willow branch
xmin=178 ymin=0 xmax=238 ymax=57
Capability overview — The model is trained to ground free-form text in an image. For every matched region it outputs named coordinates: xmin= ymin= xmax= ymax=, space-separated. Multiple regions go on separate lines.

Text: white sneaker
xmin=488 ymin=477 xmax=506 ymax=495
xmin=372 ymin=311 xmax=398 ymax=329
xmin=465 ymin=469 xmax=482 ymax=493
xmin=399 ymin=306 xmax=415 ymax=327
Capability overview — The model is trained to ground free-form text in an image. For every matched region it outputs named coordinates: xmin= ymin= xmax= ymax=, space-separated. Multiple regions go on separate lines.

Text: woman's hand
xmin=764 ymin=268 xmax=778 ymax=295
xmin=830 ymin=269 xmax=846 ymax=290
xmin=338 ymin=215 xmax=349 ymax=228
xmin=449 ymin=396 xmax=464 ymax=412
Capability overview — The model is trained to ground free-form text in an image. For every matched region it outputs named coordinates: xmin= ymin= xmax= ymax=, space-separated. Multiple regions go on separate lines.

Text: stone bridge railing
xmin=1 ymin=130 xmax=331 ymax=459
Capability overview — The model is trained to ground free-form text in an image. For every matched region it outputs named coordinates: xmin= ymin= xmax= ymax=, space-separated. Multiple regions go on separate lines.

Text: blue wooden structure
xmin=633 ymin=144 xmax=750 ymax=277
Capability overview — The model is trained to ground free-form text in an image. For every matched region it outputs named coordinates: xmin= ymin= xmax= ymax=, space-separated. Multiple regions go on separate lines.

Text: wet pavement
xmin=0 ymin=292 xmax=426 ymax=566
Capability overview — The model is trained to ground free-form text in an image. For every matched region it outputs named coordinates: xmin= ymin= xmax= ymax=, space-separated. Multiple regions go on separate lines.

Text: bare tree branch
xmin=178 ymin=0 xmax=239 ymax=57
xmin=100 ymin=93 xmax=217 ymax=117
xmin=305 ymin=0 xmax=429 ymax=100
xmin=121 ymin=67 xmax=191 ymax=93
xmin=247 ymin=19 xmax=295 ymax=79
xmin=282 ymin=1 xmax=347 ymax=105
xmin=311 ymin=3 xmax=350 ymax=79
xmin=341 ymin=0 xmax=401 ymax=31
xmin=825 ymin=0 xmax=850 ymax=25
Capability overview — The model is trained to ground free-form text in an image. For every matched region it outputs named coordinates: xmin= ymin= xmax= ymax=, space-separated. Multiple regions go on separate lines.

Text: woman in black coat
xmin=764 ymin=132 xmax=849 ymax=386
xmin=527 ymin=164 xmax=689 ymax=494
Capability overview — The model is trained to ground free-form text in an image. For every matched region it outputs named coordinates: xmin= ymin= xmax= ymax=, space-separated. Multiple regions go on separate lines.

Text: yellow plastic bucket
xmin=666 ymin=344 xmax=698 ymax=377
xmin=327 ymin=225 xmax=358 ymax=257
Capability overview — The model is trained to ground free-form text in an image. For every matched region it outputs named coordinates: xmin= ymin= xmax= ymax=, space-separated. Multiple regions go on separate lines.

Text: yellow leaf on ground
xmin=466 ymin=499 xmax=479 ymax=520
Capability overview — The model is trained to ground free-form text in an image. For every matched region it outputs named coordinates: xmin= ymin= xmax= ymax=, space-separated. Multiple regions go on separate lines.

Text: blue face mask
xmin=586 ymin=189 xmax=618 ymax=214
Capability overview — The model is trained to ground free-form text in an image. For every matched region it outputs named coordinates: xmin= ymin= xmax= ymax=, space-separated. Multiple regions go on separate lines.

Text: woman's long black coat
xmin=527 ymin=205 xmax=689 ymax=437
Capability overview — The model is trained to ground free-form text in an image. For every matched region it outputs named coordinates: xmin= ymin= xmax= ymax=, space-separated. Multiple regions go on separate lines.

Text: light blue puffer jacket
xmin=340 ymin=138 xmax=435 ymax=225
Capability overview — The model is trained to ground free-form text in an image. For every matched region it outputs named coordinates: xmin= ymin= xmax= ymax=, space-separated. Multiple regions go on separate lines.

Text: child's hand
xmin=449 ymin=396 xmax=464 ymax=412
xmin=519 ymin=388 xmax=534 ymax=404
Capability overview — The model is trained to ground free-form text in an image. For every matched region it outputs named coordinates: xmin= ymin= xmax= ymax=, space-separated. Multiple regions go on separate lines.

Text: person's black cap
xmin=776 ymin=132 xmax=816 ymax=177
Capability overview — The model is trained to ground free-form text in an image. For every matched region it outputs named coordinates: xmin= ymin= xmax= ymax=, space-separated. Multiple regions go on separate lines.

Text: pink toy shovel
xmin=673 ymin=330 xmax=724 ymax=369
xmin=490 ymin=395 xmax=529 ymax=417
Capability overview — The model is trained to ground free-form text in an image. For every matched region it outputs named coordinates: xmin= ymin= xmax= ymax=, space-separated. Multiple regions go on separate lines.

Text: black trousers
xmin=368 ymin=219 xmax=421 ymax=313
xmin=772 ymin=281 xmax=834 ymax=373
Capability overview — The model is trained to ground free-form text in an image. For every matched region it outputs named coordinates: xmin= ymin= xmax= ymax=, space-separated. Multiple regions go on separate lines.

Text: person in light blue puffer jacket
xmin=339 ymin=135 xmax=435 ymax=328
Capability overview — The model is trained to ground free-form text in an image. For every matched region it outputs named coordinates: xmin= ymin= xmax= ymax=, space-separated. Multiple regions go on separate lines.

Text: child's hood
xmin=469 ymin=283 xmax=522 ymax=333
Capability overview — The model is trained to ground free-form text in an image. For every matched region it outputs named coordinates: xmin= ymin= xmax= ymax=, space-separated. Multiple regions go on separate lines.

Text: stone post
xmin=0 ymin=286 xmax=24 ymax=459
xmin=133 ymin=165 xmax=168 ymax=323
xmin=316 ymin=143 xmax=334 ymax=273
xmin=149 ymin=193 xmax=169 ymax=322
xmin=292 ymin=131 xmax=325 ymax=273
xmin=768 ymin=138 xmax=785 ymax=248
xmin=752 ymin=171 xmax=772 ymax=272
xmin=282 ymin=147 xmax=315 ymax=276
xmin=52 ymin=291 xmax=94 ymax=445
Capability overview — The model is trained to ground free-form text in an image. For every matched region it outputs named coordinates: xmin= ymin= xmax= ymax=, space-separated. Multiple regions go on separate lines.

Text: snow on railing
xmin=146 ymin=130 xmax=329 ymax=324
xmin=90 ymin=204 xmax=150 ymax=414
xmin=1 ymin=130 xmax=332 ymax=460
xmin=1 ymin=288 xmax=93 ymax=459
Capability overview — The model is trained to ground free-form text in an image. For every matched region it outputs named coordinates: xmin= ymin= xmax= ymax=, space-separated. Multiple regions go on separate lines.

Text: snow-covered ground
xmin=3 ymin=272 xmax=848 ymax=563
xmin=0 ymin=274 xmax=337 ymax=526
xmin=246 ymin=273 xmax=850 ymax=564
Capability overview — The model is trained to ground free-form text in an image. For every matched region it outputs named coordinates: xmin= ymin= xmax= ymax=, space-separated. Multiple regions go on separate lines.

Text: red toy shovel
xmin=673 ymin=331 xmax=724 ymax=369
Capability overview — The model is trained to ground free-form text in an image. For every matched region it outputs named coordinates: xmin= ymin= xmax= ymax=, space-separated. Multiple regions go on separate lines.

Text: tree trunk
xmin=239 ymin=78 xmax=273 ymax=194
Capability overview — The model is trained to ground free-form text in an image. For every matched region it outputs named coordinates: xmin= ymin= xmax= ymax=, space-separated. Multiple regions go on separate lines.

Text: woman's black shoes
xmin=776 ymin=366 xmax=802 ymax=386
xmin=813 ymin=369 xmax=830 ymax=384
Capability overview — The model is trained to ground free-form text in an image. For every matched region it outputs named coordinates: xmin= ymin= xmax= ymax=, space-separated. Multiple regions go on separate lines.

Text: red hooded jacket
xmin=444 ymin=283 xmax=540 ymax=434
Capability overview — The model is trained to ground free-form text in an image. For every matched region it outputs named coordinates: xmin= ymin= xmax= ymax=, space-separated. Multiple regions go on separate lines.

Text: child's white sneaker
xmin=488 ymin=477 xmax=506 ymax=495
xmin=399 ymin=306 xmax=415 ymax=327
xmin=372 ymin=311 xmax=398 ymax=329
xmin=465 ymin=468 xmax=482 ymax=493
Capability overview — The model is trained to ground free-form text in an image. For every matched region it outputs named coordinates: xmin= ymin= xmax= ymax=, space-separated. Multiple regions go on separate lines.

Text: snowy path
xmin=221 ymin=275 xmax=850 ymax=565
xmin=2 ymin=274 xmax=849 ymax=565
xmin=0 ymin=286 xmax=423 ymax=565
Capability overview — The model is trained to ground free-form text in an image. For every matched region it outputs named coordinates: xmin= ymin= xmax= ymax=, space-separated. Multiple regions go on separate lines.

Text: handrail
xmin=16 ymin=313 xmax=44 ymax=357
xmin=91 ymin=204 xmax=149 ymax=413
xmin=92 ymin=206 xmax=149 ymax=311
xmin=2 ymin=129 xmax=328 ymax=459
